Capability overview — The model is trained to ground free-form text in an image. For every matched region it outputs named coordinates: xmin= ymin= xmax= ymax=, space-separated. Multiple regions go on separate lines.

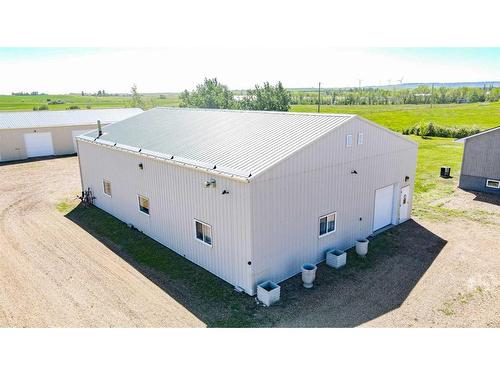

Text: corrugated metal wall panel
xmin=78 ymin=140 xmax=254 ymax=293
xmin=249 ymin=117 xmax=417 ymax=293
xmin=461 ymin=130 xmax=500 ymax=178
xmin=0 ymin=125 xmax=98 ymax=162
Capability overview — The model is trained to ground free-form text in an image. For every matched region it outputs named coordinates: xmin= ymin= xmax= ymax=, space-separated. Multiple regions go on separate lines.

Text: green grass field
xmin=291 ymin=102 xmax=500 ymax=132
xmin=0 ymin=94 xmax=179 ymax=111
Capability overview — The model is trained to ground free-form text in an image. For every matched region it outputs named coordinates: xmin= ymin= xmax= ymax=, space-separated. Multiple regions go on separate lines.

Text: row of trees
xmin=291 ymin=85 xmax=500 ymax=106
xmin=12 ymin=91 xmax=47 ymax=96
xmin=179 ymin=78 xmax=291 ymax=111
xmin=80 ymin=90 xmax=109 ymax=96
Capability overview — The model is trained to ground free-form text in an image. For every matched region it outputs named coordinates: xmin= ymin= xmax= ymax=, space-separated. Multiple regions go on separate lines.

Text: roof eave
xmin=77 ymin=136 xmax=252 ymax=183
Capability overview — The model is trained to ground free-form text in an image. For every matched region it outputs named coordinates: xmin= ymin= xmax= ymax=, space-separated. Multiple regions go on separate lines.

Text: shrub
xmin=67 ymin=105 xmax=80 ymax=110
xmin=37 ymin=105 xmax=49 ymax=111
xmin=86 ymin=105 xmax=91 ymax=109
xmin=402 ymin=122 xmax=481 ymax=138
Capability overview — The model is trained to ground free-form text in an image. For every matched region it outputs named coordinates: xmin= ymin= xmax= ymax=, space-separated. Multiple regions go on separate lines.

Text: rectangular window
xmin=486 ymin=179 xmax=500 ymax=189
xmin=138 ymin=195 xmax=150 ymax=215
xmin=319 ymin=212 xmax=336 ymax=237
xmin=357 ymin=132 xmax=364 ymax=145
xmin=195 ymin=220 xmax=212 ymax=246
xmin=103 ymin=179 xmax=112 ymax=197
xmin=346 ymin=134 xmax=353 ymax=147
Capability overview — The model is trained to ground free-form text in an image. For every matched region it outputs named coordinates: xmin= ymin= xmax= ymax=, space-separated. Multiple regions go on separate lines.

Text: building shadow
xmin=471 ymin=191 xmax=500 ymax=206
xmin=0 ymin=154 xmax=76 ymax=167
xmin=273 ymin=219 xmax=447 ymax=327
xmin=65 ymin=204 xmax=446 ymax=327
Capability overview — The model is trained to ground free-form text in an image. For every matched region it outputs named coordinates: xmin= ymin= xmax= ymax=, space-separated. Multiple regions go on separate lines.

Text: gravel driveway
xmin=0 ymin=157 xmax=203 ymax=327
xmin=0 ymin=156 xmax=498 ymax=327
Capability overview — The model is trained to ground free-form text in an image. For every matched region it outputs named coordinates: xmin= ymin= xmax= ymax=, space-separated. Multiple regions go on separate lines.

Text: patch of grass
xmin=438 ymin=286 xmax=487 ymax=317
xmin=65 ymin=204 xmax=270 ymax=327
xmin=0 ymin=94 xmax=180 ymax=111
xmin=56 ymin=198 xmax=80 ymax=214
xmin=439 ymin=301 xmax=455 ymax=316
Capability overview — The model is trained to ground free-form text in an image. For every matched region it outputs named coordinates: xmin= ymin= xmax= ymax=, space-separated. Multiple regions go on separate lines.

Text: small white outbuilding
xmin=77 ymin=108 xmax=417 ymax=295
xmin=0 ymin=108 xmax=142 ymax=162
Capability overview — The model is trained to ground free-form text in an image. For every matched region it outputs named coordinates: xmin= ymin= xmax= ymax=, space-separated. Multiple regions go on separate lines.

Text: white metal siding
xmin=249 ymin=117 xmax=417 ymax=292
xmin=78 ymin=140 xmax=254 ymax=293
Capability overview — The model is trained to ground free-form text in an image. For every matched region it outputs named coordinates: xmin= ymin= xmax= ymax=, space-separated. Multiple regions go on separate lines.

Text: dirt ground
xmin=0 ymin=157 xmax=204 ymax=327
xmin=439 ymin=189 xmax=500 ymax=217
xmin=0 ymin=156 xmax=498 ymax=327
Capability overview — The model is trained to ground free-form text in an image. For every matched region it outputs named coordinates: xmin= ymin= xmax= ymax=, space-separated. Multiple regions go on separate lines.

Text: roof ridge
xmin=0 ymin=107 xmax=142 ymax=115
xmin=152 ymin=106 xmax=356 ymax=118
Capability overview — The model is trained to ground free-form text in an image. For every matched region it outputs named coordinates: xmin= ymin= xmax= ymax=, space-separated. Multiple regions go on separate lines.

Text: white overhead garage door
xmin=24 ymin=132 xmax=54 ymax=158
xmin=373 ymin=184 xmax=394 ymax=231
xmin=72 ymin=130 xmax=89 ymax=153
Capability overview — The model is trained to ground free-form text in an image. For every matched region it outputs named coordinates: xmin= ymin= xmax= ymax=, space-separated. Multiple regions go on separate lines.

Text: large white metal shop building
xmin=76 ymin=107 xmax=418 ymax=295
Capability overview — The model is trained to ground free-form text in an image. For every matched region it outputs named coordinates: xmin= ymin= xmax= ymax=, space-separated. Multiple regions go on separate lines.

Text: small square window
xmin=346 ymin=134 xmax=353 ymax=147
xmin=486 ymin=179 xmax=500 ymax=189
xmin=195 ymin=220 xmax=212 ymax=246
xmin=358 ymin=132 xmax=364 ymax=145
xmin=319 ymin=212 xmax=336 ymax=237
xmin=138 ymin=195 xmax=150 ymax=215
xmin=103 ymin=180 xmax=112 ymax=197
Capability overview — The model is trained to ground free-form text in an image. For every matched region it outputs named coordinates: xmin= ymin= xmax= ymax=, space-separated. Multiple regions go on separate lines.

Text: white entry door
xmin=373 ymin=184 xmax=394 ymax=231
xmin=399 ymin=185 xmax=410 ymax=222
xmin=24 ymin=132 xmax=54 ymax=158
xmin=72 ymin=130 xmax=89 ymax=153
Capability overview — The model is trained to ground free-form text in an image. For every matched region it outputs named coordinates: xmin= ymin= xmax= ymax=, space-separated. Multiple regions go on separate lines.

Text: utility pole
xmin=317 ymin=82 xmax=321 ymax=113
xmin=431 ymin=83 xmax=434 ymax=108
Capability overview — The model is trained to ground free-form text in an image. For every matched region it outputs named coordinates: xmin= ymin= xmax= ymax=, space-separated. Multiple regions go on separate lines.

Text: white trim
xmin=486 ymin=179 xmax=500 ymax=189
xmin=138 ymin=194 xmax=150 ymax=216
xmin=357 ymin=132 xmax=364 ymax=145
xmin=455 ymin=126 xmax=500 ymax=143
xmin=318 ymin=212 xmax=337 ymax=238
xmin=102 ymin=179 xmax=112 ymax=197
xmin=194 ymin=219 xmax=213 ymax=247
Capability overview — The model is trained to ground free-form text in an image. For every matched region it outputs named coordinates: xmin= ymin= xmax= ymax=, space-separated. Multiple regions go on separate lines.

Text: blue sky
xmin=0 ymin=48 xmax=498 ymax=94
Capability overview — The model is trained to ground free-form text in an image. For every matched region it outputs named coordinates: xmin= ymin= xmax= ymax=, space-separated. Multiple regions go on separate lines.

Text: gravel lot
xmin=0 ymin=157 xmax=203 ymax=327
xmin=0 ymin=156 xmax=498 ymax=327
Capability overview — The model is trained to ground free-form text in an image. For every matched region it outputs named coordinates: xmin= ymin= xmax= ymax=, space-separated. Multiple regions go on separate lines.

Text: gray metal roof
xmin=0 ymin=108 xmax=143 ymax=130
xmin=79 ymin=107 xmax=355 ymax=179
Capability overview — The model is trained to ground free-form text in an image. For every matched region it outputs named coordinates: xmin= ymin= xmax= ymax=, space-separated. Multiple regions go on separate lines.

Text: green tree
xmin=241 ymin=81 xmax=291 ymax=111
xmin=130 ymin=84 xmax=146 ymax=109
xmin=179 ymin=78 xmax=234 ymax=109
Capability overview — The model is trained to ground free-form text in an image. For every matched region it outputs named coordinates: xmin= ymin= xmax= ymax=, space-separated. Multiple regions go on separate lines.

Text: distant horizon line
xmin=2 ymin=80 xmax=499 ymax=96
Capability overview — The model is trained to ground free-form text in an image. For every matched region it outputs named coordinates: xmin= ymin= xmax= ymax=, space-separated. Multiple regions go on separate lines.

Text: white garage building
xmin=77 ymin=108 xmax=418 ymax=295
xmin=0 ymin=108 xmax=142 ymax=162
